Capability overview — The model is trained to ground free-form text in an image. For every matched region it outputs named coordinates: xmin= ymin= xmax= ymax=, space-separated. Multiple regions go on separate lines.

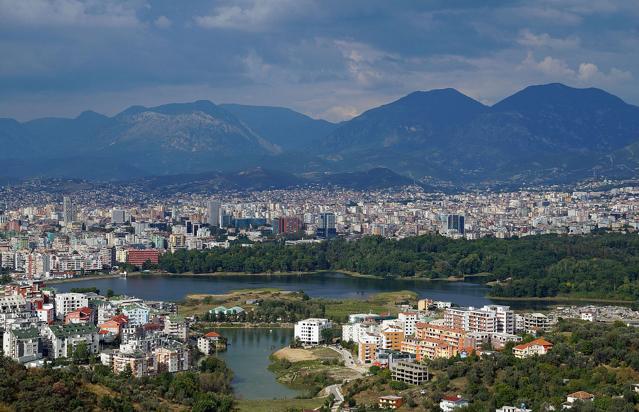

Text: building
xmin=111 ymin=209 xmax=129 ymax=224
xmin=64 ymin=307 xmax=95 ymax=324
xmin=63 ymin=196 xmax=74 ymax=226
xmin=197 ymin=331 xmax=226 ymax=354
xmin=563 ymin=391 xmax=594 ymax=409
xmin=447 ymin=214 xmax=465 ymax=234
xmin=378 ymin=395 xmax=404 ymax=410
xmin=381 ymin=326 xmax=404 ymax=351
xmin=2 ymin=327 xmax=42 ymax=363
xmin=294 ymin=318 xmax=332 ymax=345
xmin=164 ymin=315 xmax=188 ymax=341
xmin=391 ymin=360 xmax=429 ymax=384
xmin=155 ymin=344 xmax=191 ymax=373
xmin=54 ymin=293 xmax=89 ymax=320
xmin=398 ymin=311 xmax=419 ymax=336
xmin=316 ymin=212 xmax=337 ymax=239
xmin=121 ymin=303 xmax=150 ymax=326
xmin=127 ymin=249 xmax=159 ymax=267
xmin=111 ymin=351 xmax=153 ymax=378
xmin=207 ymin=200 xmax=221 ymax=227
xmin=273 ymin=216 xmax=302 ymax=235
xmin=440 ymin=395 xmax=469 ymax=411
xmin=521 ymin=312 xmax=551 ymax=334
xmin=209 ymin=306 xmax=245 ymax=316
xmin=358 ymin=332 xmax=380 ymax=363
xmin=513 ymin=338 xmax=553 ymax=359
xmin=45 ymin=324 xmax=99 ymax=359
xmin=496 ymin=406 xmax=532 ymax=412
xmin=444 ymin=305 xmax=515 ymax=334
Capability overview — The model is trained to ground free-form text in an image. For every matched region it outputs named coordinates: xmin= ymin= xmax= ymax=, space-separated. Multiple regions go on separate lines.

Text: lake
xmin=213 ymin=328 xmax=301 ymax=400
xmin=55 ymin=271 xmax=496 ymax=306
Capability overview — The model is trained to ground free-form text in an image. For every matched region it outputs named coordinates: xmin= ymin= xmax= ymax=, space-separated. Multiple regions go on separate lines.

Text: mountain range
xmin=1 ymin=83 xmax=638 ymax=189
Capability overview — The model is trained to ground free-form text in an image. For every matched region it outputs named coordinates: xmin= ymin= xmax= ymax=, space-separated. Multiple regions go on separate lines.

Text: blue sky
xmin=1 ymin=0 xmax=637 ymax=121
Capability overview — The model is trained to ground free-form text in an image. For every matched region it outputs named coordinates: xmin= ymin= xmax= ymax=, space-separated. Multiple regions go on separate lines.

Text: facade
xmin=155 ymin=345 xmax=191 ymax=373
xmin=127 ymin=249 xmax=159 ymax=267
xmin=121 ymin=303 xmax=150 ymax=326
xmin=164 ymin=315 xmax=188 ymax=341
xmin=378 ymin=395 xmax=404 ymax=410
xmin=390 ymin=360 xmax=429 ymax=384
xmin=197 ymin=331 xmax=225 ymax=354
xmin=521 ymin=312 xmax=551 ymax=333
xmin=273 ymin=216 xmax=302 ymax=235
xmin=513 ymin=338 xmax=553 ymax=359
xmin=65 ymin=307 xmax=95 ymax=324
xmin=381 ymin=327 xmax=404 ymax=351
xmin=45 ymin=324 xmax=99 ymax=359
xmin=445 ymin=305 xmax=515 ymax=334
xmin=316 ymin=212 xmax=337 ymax=238
xmin=207 ymin=200 xmax=221 ymax=227
xmin=2 ymin=327 xmax=42 ymax=363
xmin=294 ymin=318 xmax=332 ymax=345
xmin=54 ymin=293 xmax=89 ymax=320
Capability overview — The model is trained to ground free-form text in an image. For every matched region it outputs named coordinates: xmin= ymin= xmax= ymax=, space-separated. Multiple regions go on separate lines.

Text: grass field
xmin=177 ymin=288 xmax=297 ymax=317
xmin=323 ymin=290 xmax=418 ymax=321
xmin=236 ymin=398 xmax=324 ymax=412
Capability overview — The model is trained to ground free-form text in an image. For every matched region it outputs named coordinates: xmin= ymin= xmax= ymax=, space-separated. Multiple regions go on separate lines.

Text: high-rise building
xmin=62 ymin=196 xmax=74 ymax=226
xmin=207 ymin=200 xmax=221 ymax=227
xmin=274 ymin=216 xmax=302 ymax=235
xmin=447 ymin=214 xmax=465 ymax=234
xmin=316 ymin=212 xmax=336 ymax=239
xmin=111 ymin=209 xmax=129 ymax=224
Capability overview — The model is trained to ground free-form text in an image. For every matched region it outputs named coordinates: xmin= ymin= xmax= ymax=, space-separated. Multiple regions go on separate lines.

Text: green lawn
xmin=323 ymin=290 xmax=418 ymax=321
xmin=236 ymin=398 xmax=324 ymax=412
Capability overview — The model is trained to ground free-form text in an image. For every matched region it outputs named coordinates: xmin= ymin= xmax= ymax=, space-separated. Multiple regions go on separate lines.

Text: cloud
xmin=0 ymin=0 xmax=141 ymax=28
xmin=194 ymin=0 xmax=315 ymax=31
xmin=154 ymin=15 xmax=172 ymax=29
xmin=518 ymin=29 xmax=580 ymax=49
xmin=522 ymin=52 xmax=575 ymax=77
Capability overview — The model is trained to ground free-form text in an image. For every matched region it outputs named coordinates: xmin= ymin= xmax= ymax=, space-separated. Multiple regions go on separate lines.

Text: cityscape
xmin=2 ymin=1 xmax=639 ymax=411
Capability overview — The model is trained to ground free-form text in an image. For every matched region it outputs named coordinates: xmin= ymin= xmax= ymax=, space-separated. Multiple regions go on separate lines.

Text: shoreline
xmin=488 ymin=295 xmax=635 ymax=304
xmin=42 ymin=272 xmax=634 ymax=305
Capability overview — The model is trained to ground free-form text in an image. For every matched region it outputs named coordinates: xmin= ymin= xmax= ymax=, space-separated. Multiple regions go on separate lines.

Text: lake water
xmin=213 ymin=328 xmax=301 ymax=400
xmin=55 ymin=271 xmax=496 ymax=306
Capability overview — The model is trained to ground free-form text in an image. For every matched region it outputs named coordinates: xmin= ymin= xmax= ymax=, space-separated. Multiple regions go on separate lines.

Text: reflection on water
xmin=214 ymin=328 xmax=301 ymax=400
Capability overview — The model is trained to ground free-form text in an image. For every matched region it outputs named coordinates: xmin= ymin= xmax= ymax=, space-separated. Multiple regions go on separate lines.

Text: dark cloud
xmin=0 ymin=0 xmax=637 ymax=121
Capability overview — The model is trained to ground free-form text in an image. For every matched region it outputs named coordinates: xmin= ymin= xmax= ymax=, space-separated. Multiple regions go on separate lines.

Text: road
xmin=325 ymin=383 xmax=344 ymax=412
xmin=325 ymin=344 xmax=368 ymax=374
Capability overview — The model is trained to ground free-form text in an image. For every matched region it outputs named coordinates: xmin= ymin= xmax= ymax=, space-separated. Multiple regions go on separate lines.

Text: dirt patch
xmin=273 ymin=347 xmax=318 ymax=362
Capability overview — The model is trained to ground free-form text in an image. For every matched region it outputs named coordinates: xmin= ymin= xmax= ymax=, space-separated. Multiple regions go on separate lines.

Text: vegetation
xmin=159 ymin=233 xmax=639 ymax=299
xmin=0 ymin=355 xmax=234 ymax=411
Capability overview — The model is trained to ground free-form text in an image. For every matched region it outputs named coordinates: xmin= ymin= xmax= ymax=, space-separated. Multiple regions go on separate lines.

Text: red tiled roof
xmin=514 ymin=338 xmax=553 ymax=351
xmin=205 ymin=331 xmax=221 ymax=338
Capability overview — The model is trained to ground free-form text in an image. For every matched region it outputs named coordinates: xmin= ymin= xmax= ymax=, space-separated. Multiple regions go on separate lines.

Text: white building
xmin=2 ymin=327 xmax=42 ymax=363
xmin=54 ymin=293 xmax=89 ymax=320
xmin=197 ymin=331 xmax=223 ymax=355
xmin=45 ymin=324 xmax=99 ymax=359
xmin=398 ymin=312 xmax=419 ymax=336
xmin=294 ymin=318 xmax=332 ymax=345
xmin=439 ymin=395 xmax=469 ymax=411
xmin=121 ymin=303 xmax=150 ymax=326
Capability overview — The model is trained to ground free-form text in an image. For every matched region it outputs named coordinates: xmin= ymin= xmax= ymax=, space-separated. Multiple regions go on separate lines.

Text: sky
xmin=1 ymin=0 xmax=638 ymax=122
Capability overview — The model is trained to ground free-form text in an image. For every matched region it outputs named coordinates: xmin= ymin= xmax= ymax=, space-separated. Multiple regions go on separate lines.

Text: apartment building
xmin=54 ymin=293 xmax=89 ymax=320
xmin=381 ymin=326 xmax=405 ymax=351
xmin=45 ymin=323 xmax=99 ymax=359
xmin=2 ymin=327 xmax=42 ymax=363
xmin=294 ymin=318 xmax=332 ymax=345
xmin=444 ymin=305 xmax=515 ymax=334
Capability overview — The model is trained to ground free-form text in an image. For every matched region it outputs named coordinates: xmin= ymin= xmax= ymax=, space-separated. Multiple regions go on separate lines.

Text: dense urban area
xmin=0 ymin=183 xmax=639 ymax=411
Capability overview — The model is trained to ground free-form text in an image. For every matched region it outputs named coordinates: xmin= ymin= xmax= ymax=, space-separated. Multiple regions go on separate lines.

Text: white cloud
xmin=522 ymin=52 xmax=575 ymax=77
xmin=577 ymin=62 xmax=599 ymax=80
xmin=518 ymin=29 xmax=580 ymax=49
xmin=0 ymin=0 xmax=141 ymax=28
xmin=194 ymin=0 xmax=315 ymax=31
xmin=154 ymin=15 xmax=172 ymax=29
